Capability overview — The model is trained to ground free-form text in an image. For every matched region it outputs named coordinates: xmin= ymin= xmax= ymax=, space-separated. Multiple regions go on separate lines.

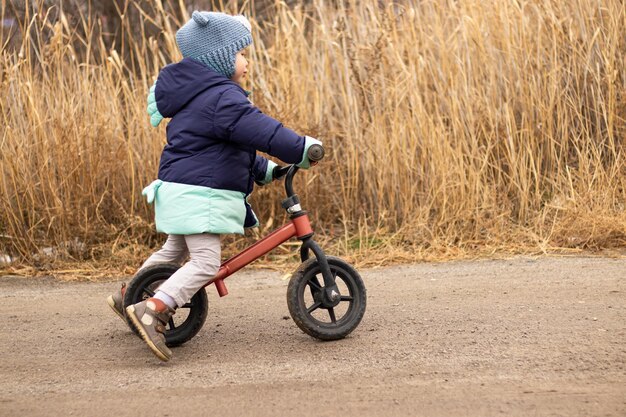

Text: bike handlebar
xmin=307 ymin=144 xmax=325 ymax=162
xmin=273 ymin=144 xmax=325 ymax=179
xmin=274 ymin=144 xmax=325 ymax=198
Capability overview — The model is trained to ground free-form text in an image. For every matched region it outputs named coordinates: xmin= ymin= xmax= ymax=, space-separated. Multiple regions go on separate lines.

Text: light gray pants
xmin=140 ymin=234 xmax=221 ymax=307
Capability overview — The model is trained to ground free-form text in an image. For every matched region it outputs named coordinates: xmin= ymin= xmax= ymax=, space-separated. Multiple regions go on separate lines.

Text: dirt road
xmin=1 ymin=256 xmax=625 ymax=417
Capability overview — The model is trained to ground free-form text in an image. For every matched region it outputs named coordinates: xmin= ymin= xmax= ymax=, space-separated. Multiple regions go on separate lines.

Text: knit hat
xmin=175 ymin=11 xmax=252 ymax=78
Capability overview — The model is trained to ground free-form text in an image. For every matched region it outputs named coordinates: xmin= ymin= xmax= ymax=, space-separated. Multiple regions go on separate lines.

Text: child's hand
xmin=296 ymin=137 xmax=323 ymax=169
xmin=272 ymin=165 xmax=291 ymax=180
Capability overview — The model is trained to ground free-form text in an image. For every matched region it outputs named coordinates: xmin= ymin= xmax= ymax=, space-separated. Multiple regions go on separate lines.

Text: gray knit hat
xmin=176 ymin=11 xmax=252 ymax=78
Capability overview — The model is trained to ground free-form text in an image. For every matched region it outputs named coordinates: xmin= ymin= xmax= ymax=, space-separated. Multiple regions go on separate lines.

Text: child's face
xmin=231 ymin=50 xmax=249 ymax=85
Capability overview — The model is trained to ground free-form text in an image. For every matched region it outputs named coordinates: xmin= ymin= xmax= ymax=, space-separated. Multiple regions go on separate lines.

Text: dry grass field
xmin=0 ymin=0 xmax=624 ymax=277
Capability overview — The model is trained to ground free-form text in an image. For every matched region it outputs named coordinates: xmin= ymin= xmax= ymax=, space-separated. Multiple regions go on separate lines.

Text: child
xmin=107 ymin=11 xmax=320 ymax=362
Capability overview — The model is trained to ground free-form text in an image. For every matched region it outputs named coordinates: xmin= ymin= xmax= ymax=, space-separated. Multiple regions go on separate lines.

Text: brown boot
xmin=126 ymin=298 xmax=175 ymax=362
xmin=106 ymin=283 xmax=127 ymax=321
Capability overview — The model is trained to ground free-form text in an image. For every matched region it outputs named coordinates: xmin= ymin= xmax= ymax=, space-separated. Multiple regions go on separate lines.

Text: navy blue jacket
xmin=153 ymin=58 xmax=306 ymax=228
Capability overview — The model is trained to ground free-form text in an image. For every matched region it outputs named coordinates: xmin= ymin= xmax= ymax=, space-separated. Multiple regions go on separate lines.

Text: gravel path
xmin=1 ymin=256 xmax=624 ymax=417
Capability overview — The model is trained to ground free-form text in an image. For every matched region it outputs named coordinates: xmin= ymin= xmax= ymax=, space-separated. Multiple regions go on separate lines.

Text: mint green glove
xmin=297 ymin=136 xmax=323 ymax=169
xmin=146 ymin=81 xmax=163 ymax=127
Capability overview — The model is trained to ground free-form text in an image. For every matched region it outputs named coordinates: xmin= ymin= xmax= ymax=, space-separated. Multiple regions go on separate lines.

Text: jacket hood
xmin=154 ymin=58 xmax=243 ymax=117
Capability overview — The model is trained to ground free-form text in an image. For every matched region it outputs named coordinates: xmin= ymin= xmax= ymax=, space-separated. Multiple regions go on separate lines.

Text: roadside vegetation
xmin=1 ymin=0 xmax=624 ymax=278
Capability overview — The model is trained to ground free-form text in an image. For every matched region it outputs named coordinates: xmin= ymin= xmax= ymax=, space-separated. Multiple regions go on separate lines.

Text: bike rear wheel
xmin=123 ymin=263 xmax=208 ymax=347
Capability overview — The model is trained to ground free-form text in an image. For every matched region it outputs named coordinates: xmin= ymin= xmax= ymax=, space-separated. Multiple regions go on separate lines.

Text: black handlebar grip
xmin=307 ymin=144 xmax=325 ymax=161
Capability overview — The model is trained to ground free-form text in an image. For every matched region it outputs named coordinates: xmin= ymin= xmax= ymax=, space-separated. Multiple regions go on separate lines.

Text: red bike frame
xmin=207 ymin=213 xmax=314 ymax=297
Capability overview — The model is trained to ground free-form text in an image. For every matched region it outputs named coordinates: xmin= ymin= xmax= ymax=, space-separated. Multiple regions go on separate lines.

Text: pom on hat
xmin=192 ymin=11 xmax=209 ymax=26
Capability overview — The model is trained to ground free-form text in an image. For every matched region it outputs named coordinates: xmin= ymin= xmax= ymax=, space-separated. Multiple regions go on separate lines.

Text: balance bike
xmin=123 ymin=145 xmax=367 ymax=345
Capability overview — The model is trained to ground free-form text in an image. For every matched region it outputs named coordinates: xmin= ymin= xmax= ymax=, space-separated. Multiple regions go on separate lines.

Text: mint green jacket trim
xmin=142 ymin=180 xmax=250 ymax=235
xmin=147 ymin=81 xmax=164 ymax=127
xmin=262 ymin=160 xmax=278 ymax=184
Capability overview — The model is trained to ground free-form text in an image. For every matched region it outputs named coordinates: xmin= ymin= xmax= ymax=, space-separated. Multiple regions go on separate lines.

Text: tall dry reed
xmin=1 ymin=0 xmax=624 ymax=274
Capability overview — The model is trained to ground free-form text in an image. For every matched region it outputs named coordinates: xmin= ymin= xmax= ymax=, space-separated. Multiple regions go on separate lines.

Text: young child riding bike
xmin=107 ymin=11 xmax=321 ymax=362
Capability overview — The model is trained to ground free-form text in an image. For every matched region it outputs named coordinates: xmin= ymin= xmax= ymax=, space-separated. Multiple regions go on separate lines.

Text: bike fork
xmin=300 ymin=238 xmax=340 ymax=303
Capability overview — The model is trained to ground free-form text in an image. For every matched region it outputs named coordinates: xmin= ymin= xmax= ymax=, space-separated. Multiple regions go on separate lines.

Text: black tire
xmin=123 ymin=263 xmax=208 ymax=347
xmin=287 ymin=256 xmax=366 ymax=341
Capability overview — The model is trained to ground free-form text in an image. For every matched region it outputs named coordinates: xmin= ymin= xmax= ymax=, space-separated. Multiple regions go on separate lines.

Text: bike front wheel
xmin=287 ymin=256 xmax=366 ymax=341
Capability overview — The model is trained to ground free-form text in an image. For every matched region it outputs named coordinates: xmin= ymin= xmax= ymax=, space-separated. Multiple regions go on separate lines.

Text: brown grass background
xmin=1 ymin=0 xmax=624 ymax=278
